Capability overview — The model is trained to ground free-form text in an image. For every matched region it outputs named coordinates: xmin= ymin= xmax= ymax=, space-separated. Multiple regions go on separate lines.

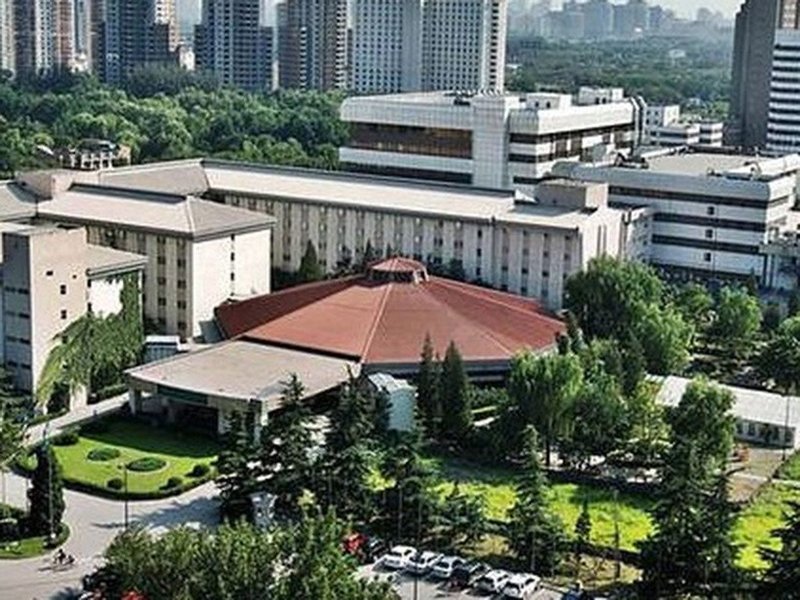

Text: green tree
xmin=27 ymin=443 xmax=65 ymax=538
xmin=217 ymin=410 xmax=260 ymax=520
xmin=632 ymin=303 xmax=693 ymax=375
xmin=439 ymin=342 xmax=472 ymax=440
xmin=439 ymin=484 xmax=487 ymax=550
xmin=625 ymin=383 xmax=669 ymax=466
xmin=260 ymin=374 xmax=314 ymax=516
xmin=507 ymin=426 xmax=566 ymax=574
xmin=574 ymin=499 xmax=592 ymax=579
xmin=564 ymin=256 xmax=664 ymax=339
xmin=712 ymin=286 xmax=762 ymax=358
xmin=758 ymin=316 xmax=800 ymax=394
xmin=640 ymin=378 xmax=739 ymax=597
xmin=508 ymin=351 xmax=583 ymax=466
xmin=298 ymin=240 xmax=324 ymax=283
xmin=674 ymin=282 xmax=713 ymax=332
xmin=759 ymin=500 xmax=800 ymax=597
xmin=416 ymin=334 xmax=440 ymax=436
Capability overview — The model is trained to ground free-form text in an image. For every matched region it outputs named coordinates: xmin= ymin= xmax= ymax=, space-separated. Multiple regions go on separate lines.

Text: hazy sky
xmin=658 ymin=0 xmax=741 ymax=18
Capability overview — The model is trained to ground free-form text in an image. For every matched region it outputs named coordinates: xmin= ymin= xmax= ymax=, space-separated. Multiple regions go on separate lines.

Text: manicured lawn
xmin=0 ymin=524 xmax=69 ymax=560
xmin=23 ymin=418 xmax=219 ymax=498
xmin=776 ymin=450 xmax=800 ymax=481
xmin=733 ymin=483 xmax=797 ymax=570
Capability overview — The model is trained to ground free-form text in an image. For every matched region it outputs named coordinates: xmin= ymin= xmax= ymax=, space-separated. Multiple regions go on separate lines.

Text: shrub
xmin=51 ymin=431 xmax=79 ymax=446
xmin=165 ymin=476 xmax=183 ymax=489
xmin=190 ymin=464 xmax=210 ymax=478
xmin=107 ymin=478 xmax=124 ymax=490
xmin=126 ymin=457 xmax=167 ymax=472
xmin=80 ymin=419 xmax=110 ymax=435
xmin=87 ymin=447 xmax=121 ymax=462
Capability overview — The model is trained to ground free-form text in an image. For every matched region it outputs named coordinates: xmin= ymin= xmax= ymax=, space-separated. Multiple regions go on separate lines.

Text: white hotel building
xmin=554 ymin=149 xmax=800 ymax=284
xmin=767 ymin=28 xmax=800 ymax=154
xmin=339 ymin=88 xmax=644 ymax=190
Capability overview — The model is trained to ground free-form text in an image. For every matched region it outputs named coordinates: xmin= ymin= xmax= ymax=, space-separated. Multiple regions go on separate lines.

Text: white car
xmin=405 ymin=550 xmax=443 ymax=575
xmin=382 ymin=545 xmax=417 ymax=570
xmin=430 ymin=555 xmax=465 ymax=579
xmin=476 ymin=569 xmax=511 ymax=593
xmin=502 ymin=573 xmax=542 ymax=599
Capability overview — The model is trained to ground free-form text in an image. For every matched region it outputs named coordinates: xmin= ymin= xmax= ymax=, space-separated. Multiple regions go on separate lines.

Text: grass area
xmin=22 ymin=418 xmax=219 ymax=498
xmin=733 ymin=484 xmax=797 ymax=571
xmin=0 ymin=524 xmax=69 ymax=560
xmin=776 ymin=450 xmax=800 ymax=481
xmin=430 ymin=456 xmax=654 ymax=552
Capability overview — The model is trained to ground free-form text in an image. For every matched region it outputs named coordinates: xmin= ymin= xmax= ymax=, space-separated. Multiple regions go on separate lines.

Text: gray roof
xmin=127 ymin=341 xmax=356 ymax=409
xmin=36 ymin=184 xmax=275 ymax=240
xmin=95 ymin=159 xmax=209 ymax=195
xmin=656 ymin=375 xmax=800 ymax=429
xmin=86 ymin=245 xmax=148 ymax=279
xmin=0 ymin=182 xmax=38 ymax=221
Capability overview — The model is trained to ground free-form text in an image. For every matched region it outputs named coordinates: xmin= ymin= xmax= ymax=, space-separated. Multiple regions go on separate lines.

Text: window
xmin=707 ymin=206 xmax=716 ymax=216
xmin=60 ymin=309 xmax=67 ymax=320
xmin=230 ymin=272 xmax=236 ymax=282
xmin=157 ymin=298 xmax=167 ymax=307
xmin=703 ymin=252 xmax=712 ymax=262
xmin=59 ymin=284 xmax=67 ymax=295
xmin=45 ymin=270 xmax=53 ymax=277
xmin=705 ymin=229 xmax=714 ymax=239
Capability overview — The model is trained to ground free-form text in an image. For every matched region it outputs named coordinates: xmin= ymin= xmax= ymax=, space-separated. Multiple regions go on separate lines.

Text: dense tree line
xmin=0 ymin=69 xmax=347 ymax=178
xmin=507 ymin=37 xmax=731 ymax=114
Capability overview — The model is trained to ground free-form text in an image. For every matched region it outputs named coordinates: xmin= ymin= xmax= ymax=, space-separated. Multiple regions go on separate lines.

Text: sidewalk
xmin=25 ymin=394 xmax=129 ymax=445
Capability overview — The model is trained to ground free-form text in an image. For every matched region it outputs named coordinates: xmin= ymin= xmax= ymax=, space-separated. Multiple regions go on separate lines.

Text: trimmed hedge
xmin=190 ymin=464 xmax=210 ymax=478
xmin=80 ymin=419 xmax=110 ymax=435
xmin=87 ymin=447 xmax=121 ymax=462
xmin=51 ymin=431 xmax=79 ymax=446
xmin=107 ymin=478 xmax=124 ymax=490
xmin=126 ymin=457 xmax=167 ymax=472
xmin=164 ymin=476 xmax=183 ymax=489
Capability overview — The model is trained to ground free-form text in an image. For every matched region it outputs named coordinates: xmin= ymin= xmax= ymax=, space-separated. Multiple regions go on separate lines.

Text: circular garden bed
xmin=87 ymin=447 xmax=121 ymax=462
xmin=126 ymin=457 xmax=167 ymax=472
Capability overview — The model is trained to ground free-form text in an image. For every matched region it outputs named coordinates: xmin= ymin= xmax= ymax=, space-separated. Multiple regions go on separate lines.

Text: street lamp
xmin=123 ymin=463 xmax=129 ymax=530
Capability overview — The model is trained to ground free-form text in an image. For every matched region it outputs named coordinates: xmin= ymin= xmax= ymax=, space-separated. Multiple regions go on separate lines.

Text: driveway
xmin=1 ymin=398 xmax=220 ymax=599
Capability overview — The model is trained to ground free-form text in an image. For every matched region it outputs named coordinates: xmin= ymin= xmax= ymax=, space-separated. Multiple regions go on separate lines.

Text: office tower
xmin=729 ymin=0 xmax=778 ymax=149
xmin=0 ymin=0 xmax=14 ymax=75
xmin=195 ymin=0 xmax=277 ymax=92
xmin=613 ymin=0 xmax=649 ymax=38
xmin=767 ymin=0 xmax=800 ymax=153
xmin=89 ymin=0 xmax=106 ymax=77
xmin=102 ymin=0 xmax=178 ymax=85
xmin=14 ymin=0 xmax=76 ymax=76
xmin=421 ymin=0 xmax=506 ymax=91
xmin=277 ymin=0 xmax=348 ymax=91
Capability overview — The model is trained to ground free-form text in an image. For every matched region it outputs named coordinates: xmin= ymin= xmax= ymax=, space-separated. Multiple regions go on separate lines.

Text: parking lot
xmin=358 ymin=563 xmax=567 ymax=600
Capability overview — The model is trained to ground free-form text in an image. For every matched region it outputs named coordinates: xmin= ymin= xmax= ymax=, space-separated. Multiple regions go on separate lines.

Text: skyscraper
xmin=0 ymin=0 xmax=14 ymax=75
xmin=729 ymin=0 xmax=779 ymax=149
xmin=14 ymin=0 xmax=76 ymax=76
xmin=195 ymin=0 xmax=277 ymax=92
xmin=277 ymin=0 xmax=348 ymax=91
xmin=766 ymin=0 xmax=800 ymax=153
xmin=351 ymin=0 xmax=506 ymax=95
xmin=102 ymin=0 xmax=178 ymax=85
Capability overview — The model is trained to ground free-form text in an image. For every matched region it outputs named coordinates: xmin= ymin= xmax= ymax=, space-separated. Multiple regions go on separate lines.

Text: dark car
xmin=450 ymin=560 xmax=490 ymax=588
xmin=563 ymin=589 xmax=594 ymax=600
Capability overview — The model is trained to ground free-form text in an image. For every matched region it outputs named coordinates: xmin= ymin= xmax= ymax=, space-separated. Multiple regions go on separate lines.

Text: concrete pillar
xmin=69 ymin=385 xmax=88 ymax=412
xmin=128 ymin=389 xmax=143 ymax=415
xmin=166 ymin=401 xmax=177 ymax=424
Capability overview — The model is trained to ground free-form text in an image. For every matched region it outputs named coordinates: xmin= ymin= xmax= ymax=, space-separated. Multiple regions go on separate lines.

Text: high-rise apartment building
xmin=351 ymin=0 xmax=506 ymax=94
xmin=767 ymin=0 xmax=800 ymax=154
xmin=13 ymin=0 xmax=76 ymax=76
xmin=0 ymin=0 xmax=14 ymax=74
xmin=195 ymin=0 xmax=277 ymax=92
xmin=102 ymin=0 xmax=178 ymax=85
xmin=277 ymin=0 xmax=348 ymax=91
xmin=422 ymin=0 xmax=506 ymax=91
xmin=728 ymin=0 xmax=779 ymax=149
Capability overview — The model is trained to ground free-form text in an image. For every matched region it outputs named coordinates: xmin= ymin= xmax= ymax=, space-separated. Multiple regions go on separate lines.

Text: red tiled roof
xmin=215 ymin=270 xmax=564 ymax=367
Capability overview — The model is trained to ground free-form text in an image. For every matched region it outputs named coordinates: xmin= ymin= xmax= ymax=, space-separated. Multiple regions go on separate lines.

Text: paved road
xmin=360 ymin=564 xmax=566 ymax=600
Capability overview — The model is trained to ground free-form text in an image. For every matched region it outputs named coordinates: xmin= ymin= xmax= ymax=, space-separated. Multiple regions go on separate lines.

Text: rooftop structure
xmin=339 ymin=88 xmax=644 ymax=189
xmin=216 ymin=258 xmax=565 ymax=376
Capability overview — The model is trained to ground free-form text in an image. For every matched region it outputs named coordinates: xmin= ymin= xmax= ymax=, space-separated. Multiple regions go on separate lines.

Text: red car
xmin=342 ymin=532 xmax=386 ymax=564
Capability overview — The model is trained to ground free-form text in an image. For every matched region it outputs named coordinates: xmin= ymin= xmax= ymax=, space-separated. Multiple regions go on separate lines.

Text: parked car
xmin=476 ymin=569 xmax=511 ymax=593
xmin=342 ymin=532 xmax=386 ymax=564
xmin=502 ymin=573 xmax=541 ymax=599
xmin=405 ymin=550 xmax=443 ymax=575
xmin=382 ymin=545 xmax=417 ymax=570
xmin=451 ymin=560 xmax=490 ymax=588
xmin=563 ymin=587 xmax=593 ymax=599
xmin=431 ymin=555 xmax=465 ymax=579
